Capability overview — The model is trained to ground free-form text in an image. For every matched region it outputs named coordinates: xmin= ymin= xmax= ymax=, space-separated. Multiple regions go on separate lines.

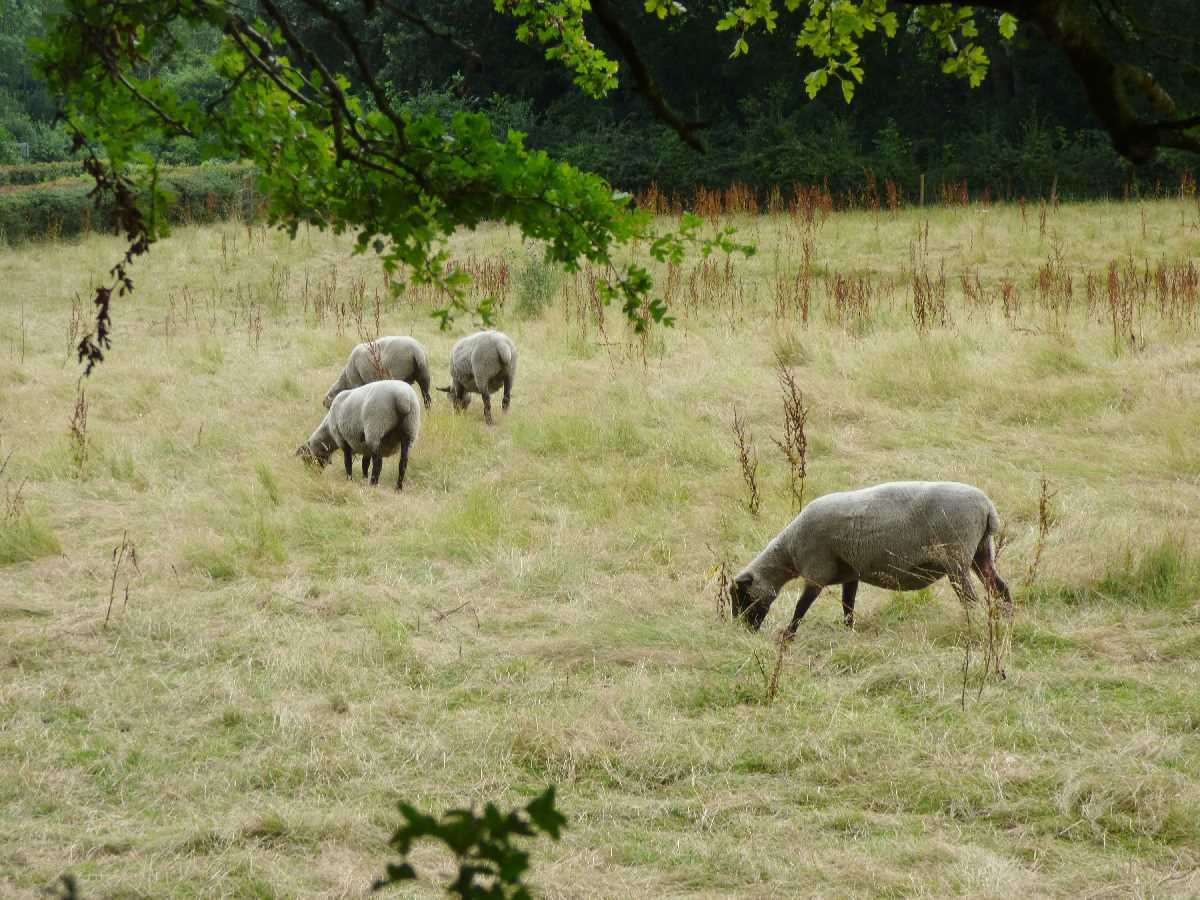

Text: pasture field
xmin=2 ymin=196 xmax=1200 ymax=898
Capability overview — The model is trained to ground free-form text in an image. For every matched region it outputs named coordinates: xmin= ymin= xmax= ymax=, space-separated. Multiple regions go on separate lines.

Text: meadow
xmin=2 ymin=193 xmax=1200 ymax=898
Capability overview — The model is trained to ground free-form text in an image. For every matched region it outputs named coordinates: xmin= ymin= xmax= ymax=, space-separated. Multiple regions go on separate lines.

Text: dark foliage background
xmin=2 ymin=0 xmax=1196 ymax=201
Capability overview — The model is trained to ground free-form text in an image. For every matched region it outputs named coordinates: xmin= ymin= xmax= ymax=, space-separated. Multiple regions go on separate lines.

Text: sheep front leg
xmin=369 ymin=454 xmax=382 ymax=486
xmin=343 ymin=447 xmax=354 ymax=479
xmin=361 ymin=455 xmax=370 ymax=479
xmin=395 ymin=438 xmax=410 ymax=491
xmin=841 ymin=580 xmax=859 ymax=629
xmin=481 ymin=391 xmax=494 ymax=425
xmin=785 ymin=584 xmax=824 ymax=636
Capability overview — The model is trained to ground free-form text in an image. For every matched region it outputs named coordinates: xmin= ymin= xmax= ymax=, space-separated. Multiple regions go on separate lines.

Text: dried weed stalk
xmin=753 ymin=630 xmax=792 ymax=705
xmin=953 ymin=557 xmax=1012 ymax=707
xmin=68 ymin=385 xmax=89 ymax=473
xmin=67 ymin=292 xmax=84 ymax=360
xmin=356 ymin=319 xmax=389 ymax=379
xmin=771 ymin=352 xmax=809 ymax=511
xmin=104 ymin=529 xmax=140 ymax=627
xmin=706 ymin=543 xmax=732 ymax=622
xmin=1024 ymin=476 xmax=1057 ymax=587
xmin=1 ymin=450 xmax=28 ymax=524
xmin=732 ymin=406 xmax=760 ymax=517
xmin=909 ymin=256 xmax=948 ymax=333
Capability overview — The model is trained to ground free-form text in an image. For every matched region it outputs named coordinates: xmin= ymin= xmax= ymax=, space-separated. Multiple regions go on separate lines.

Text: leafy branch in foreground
xmin=374 ymin=786 xmax=566 ymax=899
xmin=34 ymin=0 xmax=751 ymax=373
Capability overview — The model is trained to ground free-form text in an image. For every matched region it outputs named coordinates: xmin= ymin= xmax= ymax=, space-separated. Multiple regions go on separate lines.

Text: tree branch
xmin=587 ymin=0 xmax=708 ymax=152
xmin=900 ymin=0 xmax=1200 ymax=163
xmin=372 ymin=0 xmax=482 ymax=66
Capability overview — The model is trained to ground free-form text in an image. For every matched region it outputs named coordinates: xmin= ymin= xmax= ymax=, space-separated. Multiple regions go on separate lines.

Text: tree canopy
xmin=25 ymin=0 xmax=1200 ymax=370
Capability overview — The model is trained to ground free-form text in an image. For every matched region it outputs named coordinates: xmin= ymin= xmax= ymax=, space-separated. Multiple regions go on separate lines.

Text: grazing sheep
xmin=324 ymin=336 xmax=432 ymax=410
xmin=436 ymin=330 xmax=517 ymax=425
xmin=297 ymin=380 xmax=421 ymax=490
xmin=731 ymin=481 xmax=1011 ymax=634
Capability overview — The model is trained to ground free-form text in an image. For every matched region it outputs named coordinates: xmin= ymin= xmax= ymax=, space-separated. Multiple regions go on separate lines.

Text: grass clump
xmin=0 ymin=510 xmax=61 ymax=565
xmin=514 ymin=253 xmax=560 ymax=320
xmin=1095 ymin=539 xmax=1200 ymax=609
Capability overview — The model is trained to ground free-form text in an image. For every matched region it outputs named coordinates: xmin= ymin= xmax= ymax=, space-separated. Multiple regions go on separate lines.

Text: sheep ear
xmin=435 ymin=385 xmax=452 ymax=393
xmin=734 ymin=573 xmax=753 ymax=589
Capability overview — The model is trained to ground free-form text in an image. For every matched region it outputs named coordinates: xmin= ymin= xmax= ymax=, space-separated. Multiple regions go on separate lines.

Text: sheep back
xmin=777 ymin=481 xmax=999 ymax=591
xmin=325 ymin=336 xmax=430 ymax=407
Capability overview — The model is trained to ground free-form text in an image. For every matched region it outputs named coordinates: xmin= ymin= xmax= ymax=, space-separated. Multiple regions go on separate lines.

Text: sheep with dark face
xmin=297 ymin=380 xmax=421 ymax=490
xmin=731 ymin=481 xmax=1011 ymax=634
xmin=436 ymin=330 xmax=517 ymax=425
xmin=324 ymin=336 xmax=432 ymax=410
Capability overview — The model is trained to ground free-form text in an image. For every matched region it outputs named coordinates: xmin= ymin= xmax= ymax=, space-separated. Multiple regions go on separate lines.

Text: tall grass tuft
xmin=515 ymin=253 xmax=560 ymax=320
xmin=1097 ymin=539 xmax=1200 ymax=610
xmin=0 ymin=452 xmax=60 ymax=565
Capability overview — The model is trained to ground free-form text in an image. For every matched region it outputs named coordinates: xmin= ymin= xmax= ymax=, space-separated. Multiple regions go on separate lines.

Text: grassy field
xmin=2 ymin=196 xmax=1200 ymax=898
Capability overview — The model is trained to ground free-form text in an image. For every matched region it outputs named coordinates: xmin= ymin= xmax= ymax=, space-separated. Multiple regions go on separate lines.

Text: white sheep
xmin=297 ymin=380 xmax=421 ymax=490
xmin=324 ymin=336 xmax=432 ymax=410
xmin=731 ymin=481 xmax=1011 ymax=634
xmin=436 ymin=330 xmax=517 ymax=425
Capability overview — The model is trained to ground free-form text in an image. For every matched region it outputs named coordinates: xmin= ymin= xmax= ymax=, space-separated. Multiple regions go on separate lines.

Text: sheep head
xmin=295 ymin=441 xmax=331 ymax=468
xmin=437 ymin=384 xmax=471 ymax=411
xmin=731 ymin=572 xmax=775 ymax=630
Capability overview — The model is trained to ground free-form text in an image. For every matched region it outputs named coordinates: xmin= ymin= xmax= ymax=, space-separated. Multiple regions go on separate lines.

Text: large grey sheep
xmin=436 ymin=330 xmax=517 ymax=425
xmin=297 ymin=380 xmax=421 ymax=490
xmin=731 ymin=481 xmax=1011 ymax=634
xmin=324 ymin=336 xmax=432 ymax=410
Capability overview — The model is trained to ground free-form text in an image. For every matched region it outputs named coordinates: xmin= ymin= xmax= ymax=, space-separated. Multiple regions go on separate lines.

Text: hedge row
xmin=0 ymin=160 xmax=88 ymax=186
xmin=0 ymin=164 xmax=260 ymax=243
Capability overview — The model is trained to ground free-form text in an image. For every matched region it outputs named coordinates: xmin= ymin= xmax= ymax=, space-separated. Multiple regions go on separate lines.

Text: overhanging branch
xmin=588 ymin=0 xmax=708 ymax=152
xmin=902 ymin=0 xmax=1200 ymax=163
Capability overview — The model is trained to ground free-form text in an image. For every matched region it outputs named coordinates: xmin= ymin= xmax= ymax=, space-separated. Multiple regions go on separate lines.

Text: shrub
xmin=0 ymin=163 xmax=258 ymax=243
xmin=0 ymin=160 xmax=87 ymax=186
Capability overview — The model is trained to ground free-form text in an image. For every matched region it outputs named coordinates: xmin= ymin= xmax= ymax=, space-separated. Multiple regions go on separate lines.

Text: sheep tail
xmin=985 ymin=501 xmax=1000 ymax=539
xmin=498 ymin=341 xmax=513 ymax=370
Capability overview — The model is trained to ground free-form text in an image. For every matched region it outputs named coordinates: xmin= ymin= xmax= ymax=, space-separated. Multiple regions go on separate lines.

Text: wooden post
xmin=919 ymin=173 xmax=926 ymax=208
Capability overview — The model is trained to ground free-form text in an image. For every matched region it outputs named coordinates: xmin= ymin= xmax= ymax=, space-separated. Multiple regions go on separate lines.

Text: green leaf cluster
xmin=374 ymin=786 xmax=566 ymax=898
xmin=34 ymin=0 xmax=751 ymax=340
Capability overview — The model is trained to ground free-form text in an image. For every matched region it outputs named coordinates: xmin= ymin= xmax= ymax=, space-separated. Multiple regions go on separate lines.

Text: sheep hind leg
xmin=841 ymin=580 xmax=859 ymax=629
xmin=502 ymin=375 xmax=512 ymax=412
xmin=972 ymin=542 xmax=1013 ymax=618
xmin=369 ymin=454 xmax=382 ymax=486
xmin=785 ymin=584 xmax=823 ymax=636
xmin=395 ymin=439 xmax=410 ymax=491
xmin=361 ymin=455 xmax=370 ymax=480
xmin=481 ymin=391 xmax=494 ymax=425
xmin=343 ymin=447 xmax=354 ymax=479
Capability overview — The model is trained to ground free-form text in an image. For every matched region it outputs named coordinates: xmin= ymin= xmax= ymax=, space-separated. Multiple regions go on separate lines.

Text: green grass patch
xmin=0 ymin=512 xmax=60 ymax=565
xmin=1096 ymin=539 xmax=1200 ymax=610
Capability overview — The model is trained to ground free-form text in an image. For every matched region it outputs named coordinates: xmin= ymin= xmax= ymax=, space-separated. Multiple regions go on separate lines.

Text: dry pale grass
xmin=2 ymin=197 xmax=1200 ymax=899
